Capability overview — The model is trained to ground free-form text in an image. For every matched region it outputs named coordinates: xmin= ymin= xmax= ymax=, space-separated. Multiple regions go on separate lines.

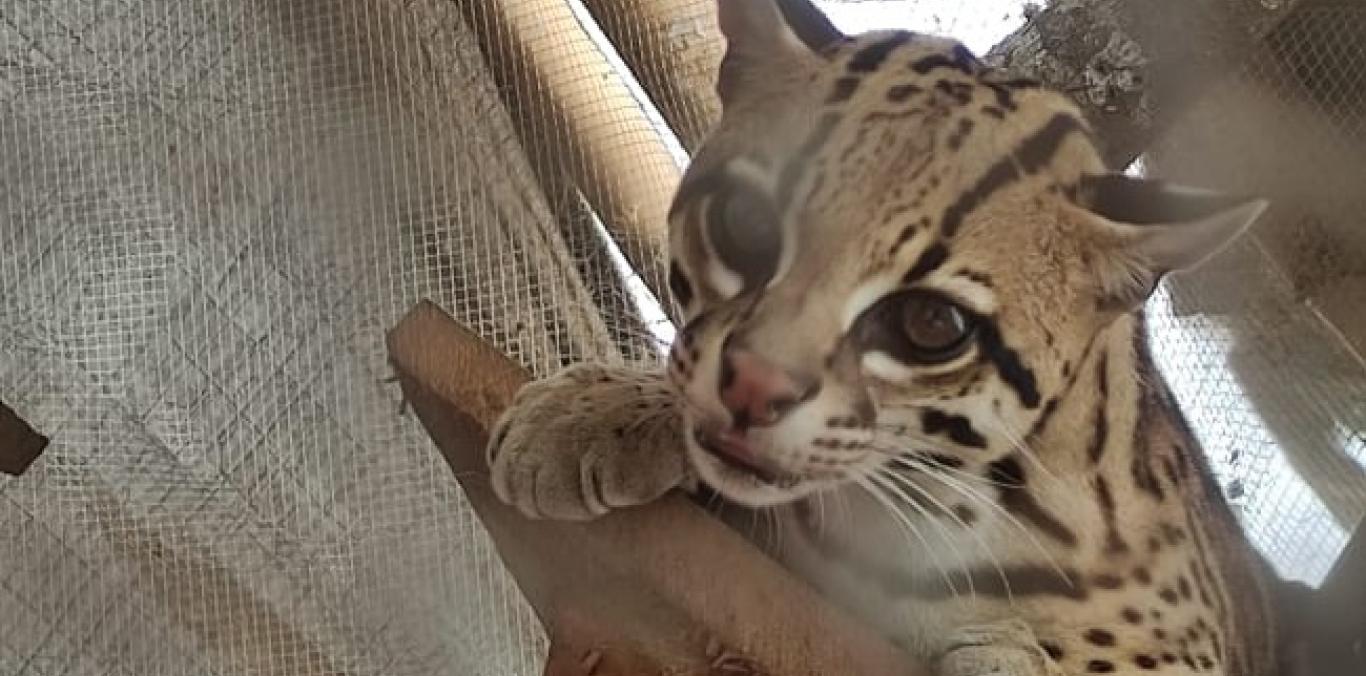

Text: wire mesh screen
xmin=1 ymin=1 xmax=1363 ymax=675
xmin=0 ymin=0 xmax=675 ymax=673
xmin=1146 ymin=0 xmax=1366 ymax=585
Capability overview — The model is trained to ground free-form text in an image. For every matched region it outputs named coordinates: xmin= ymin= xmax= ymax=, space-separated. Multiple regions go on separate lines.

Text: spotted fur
xmin=489 ymin=2 xmax=1287 ymax=675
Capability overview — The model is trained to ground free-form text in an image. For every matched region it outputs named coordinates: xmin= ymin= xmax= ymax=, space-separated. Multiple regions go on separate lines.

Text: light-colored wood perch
xmin=450 ymin=0 xmax=683 ymax=305
xmin=386 ymin=300 xmax=921 ymax=676
xmin=577 ymin=0 xmax=725 ymax=152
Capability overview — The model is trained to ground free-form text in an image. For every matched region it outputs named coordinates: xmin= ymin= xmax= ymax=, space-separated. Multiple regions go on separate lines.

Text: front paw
xmin=936 ymin=619 xmax=1064 ymax=676
xmin=487 ymin=363 xmax=689 ymax=521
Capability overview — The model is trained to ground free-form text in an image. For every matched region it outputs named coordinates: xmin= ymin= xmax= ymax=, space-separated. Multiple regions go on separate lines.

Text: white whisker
xmin=853 ymin=474 xmax=962 ymax=600
xmin=868 ymin=470 xmax=977 ymax=600
xmin=877 ymin=466 xmax=1012 ymax=604
xmin=910 ymin=459 xmax=1072 ymax=586
xmin=982 ymin=413 xmax=1064 ymax=489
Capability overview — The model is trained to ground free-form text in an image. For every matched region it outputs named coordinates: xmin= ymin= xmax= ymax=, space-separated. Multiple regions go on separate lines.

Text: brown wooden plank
xmin=386 ymin=300 xmax=920 ymax=676
xmin=0 ymin=398 xmax=48 ymax=476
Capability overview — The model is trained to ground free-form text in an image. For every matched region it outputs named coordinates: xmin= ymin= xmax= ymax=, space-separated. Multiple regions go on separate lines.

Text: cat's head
xmin=666 ymin=0 xmax=1266 ymax=506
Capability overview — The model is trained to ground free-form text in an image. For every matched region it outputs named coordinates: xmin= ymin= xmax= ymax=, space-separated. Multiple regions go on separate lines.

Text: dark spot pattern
xmin=1041 ymin=641 xmax=1065 ymax=661
xmin=1025 ymin=396 xmax=1060 ymax=440
xmin=1190 ymin=559 xmax=1214 ymax=606
xmin=1095 ymin=476 xmax=1128 ymax=555
xmin=1160 ymin=587 xmax=1179 ymax=605
xmin=940 ymin=112 xmax=1085 ymax=237
xmin=983 ymin=82 xmax=1019 ymax=111
xmin=974 ymin=318 xmax=1041 ymax=409
xmin=910 ymin=51 xmax=975 ymax=75
xmin=1084 ymin=629 xmax=1116 ymax=647
xmin=849 ymin=33 xmax=912 ymax=73
xmin=934 ymin=79 xmax=974 ymax=105
xmin=1086 ymin=660 xmax=1116 ymax=673
xmin=1132 ymin=453 xmax=1166 ymax=501
xmin=1087 ymin=351 xmax=1110 ymax=463
xmin=898 ymin=564 xmax=1087 ymax=601
xmin=828 ymin=76 xmax=861 ymax=103
xmin=1133 ymin=566 xmax=1152 ymax=585
xmin=903 ymin=242 xmax=948 ymax=283
xmin=947 ymin=117 xmax=975 ymax=150
xmin=887 ymin=83 xmax=922 ymax=102
xmin=1121 ymin=607 xmax=1143 ymax=624
xmin=1135 ymin=654 xmax=1158 ymax=670
xmin=1093 ymin=573 xmax=1124 ymax=590
xmin=951 ymin=503 xmax=977 ymax=525
xmin=988 ymin=456 xmax=1078 ymax=546
xmin=921 ymin=408 xmax=987 ymax=449
xmin=1160 ymin=523 xmax=1185 ymax=546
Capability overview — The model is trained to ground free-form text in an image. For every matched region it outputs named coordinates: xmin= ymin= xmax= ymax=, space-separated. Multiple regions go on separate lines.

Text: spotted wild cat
xmin=487 ymin=2 xmax=1292 ymax=674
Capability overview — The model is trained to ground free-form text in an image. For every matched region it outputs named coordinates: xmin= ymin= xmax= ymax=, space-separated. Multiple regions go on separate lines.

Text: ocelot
xmin=486 ymin=2 xmax=1298 ymax=674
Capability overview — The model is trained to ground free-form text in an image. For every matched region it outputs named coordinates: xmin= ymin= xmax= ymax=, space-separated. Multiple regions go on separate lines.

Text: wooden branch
xmin=386 ymin=301 xmax=921 ymax=676
xmin=450 ymin=0 xmax=682 ymax=306
xmin=576 ymin=0 xmax=724 ymax=152
xmin=0 ymin=398 xmax=48 ymax=476
xmin=987 ymin=0 xmax=1305 ymax=168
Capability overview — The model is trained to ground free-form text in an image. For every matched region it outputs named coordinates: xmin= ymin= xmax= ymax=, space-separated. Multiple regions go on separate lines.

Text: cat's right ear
xmin=717 ymin=0 xmax=845 ymax=105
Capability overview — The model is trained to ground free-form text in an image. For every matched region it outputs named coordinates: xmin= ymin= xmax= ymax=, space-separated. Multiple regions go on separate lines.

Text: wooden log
xmin=0 ymin=398 xmax=48 ymax=476
xmin=576 ymin=0 xmax=724 ymax=152
xmin=451 ymin=0 xmax=682 ymax=306
xmin=386 ymin=300 xmax=921 ymax=676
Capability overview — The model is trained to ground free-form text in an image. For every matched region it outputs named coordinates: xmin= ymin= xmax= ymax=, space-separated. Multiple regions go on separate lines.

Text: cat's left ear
xmin=716 ymin=0 xmax=846 ymax=105
xmin=1080 ymin=173 xmax=1269 ymax=310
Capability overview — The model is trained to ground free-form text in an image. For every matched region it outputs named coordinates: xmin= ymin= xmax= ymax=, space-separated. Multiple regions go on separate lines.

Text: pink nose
xmin=718 ymin=348 xmax=819 ymax=428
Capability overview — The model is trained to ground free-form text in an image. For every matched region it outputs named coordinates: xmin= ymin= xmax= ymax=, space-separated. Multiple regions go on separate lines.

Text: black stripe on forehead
xmin=848 ymin=32 xmax=914 ymax=73
xmin=939 ymin=112 xmax=1085 ymax=237
xmin=902 ymin=241 xmax=947 ymax=284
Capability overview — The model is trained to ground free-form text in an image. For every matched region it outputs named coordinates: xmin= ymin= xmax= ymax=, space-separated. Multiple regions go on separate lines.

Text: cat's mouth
xmin=691 ymin=427 xmax=788 ymax=484
xmin=686 ymin=425 xmax=814 ymax=505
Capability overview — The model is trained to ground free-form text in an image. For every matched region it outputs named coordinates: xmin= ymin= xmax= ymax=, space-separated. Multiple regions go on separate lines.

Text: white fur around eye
xmin=708 ymin=260 xmax=744 ymax=298
xmin=936 ymin=276 xmax=997 ymax=315
xmin=842 ymin=277 xmax=900 ymax=331
xmin=861 ymin=351 xmax=917 ymax=382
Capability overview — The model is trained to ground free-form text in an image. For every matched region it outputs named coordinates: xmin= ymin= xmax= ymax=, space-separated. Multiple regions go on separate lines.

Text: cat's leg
xmin=488 ymin=363 xmax=691 ymax=520
xmin=935 ymin=619 xmax=1066 ymax=676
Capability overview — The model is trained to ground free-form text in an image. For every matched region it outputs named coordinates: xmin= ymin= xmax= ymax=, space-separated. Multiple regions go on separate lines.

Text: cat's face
xmin=664 ymin=0 xmax=1265 ymax=507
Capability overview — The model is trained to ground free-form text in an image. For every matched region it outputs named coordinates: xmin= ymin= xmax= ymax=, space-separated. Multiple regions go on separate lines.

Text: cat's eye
xmin=706 ymin=185 xmax=781 ymax=287
xmin=895 ymin=292 xmax=975 ymax=362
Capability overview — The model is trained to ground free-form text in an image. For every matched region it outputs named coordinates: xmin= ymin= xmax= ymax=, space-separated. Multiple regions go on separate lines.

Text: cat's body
xmin=487 ymin=2 xmax=1289 ymax=674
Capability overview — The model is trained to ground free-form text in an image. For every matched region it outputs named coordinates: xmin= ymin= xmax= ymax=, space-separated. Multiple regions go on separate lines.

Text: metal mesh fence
xmin=1146 ymin=0 xmax=1366 ymax=585
xmin=0 ymin=1 xmax=1362 ymax=675
xmin=0 ymin=0 xmax=660 ymax=672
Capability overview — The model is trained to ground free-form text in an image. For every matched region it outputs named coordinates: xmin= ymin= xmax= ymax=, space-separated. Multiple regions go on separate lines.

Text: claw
xmin=579 ymin=649 xmax=603 ymax=674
